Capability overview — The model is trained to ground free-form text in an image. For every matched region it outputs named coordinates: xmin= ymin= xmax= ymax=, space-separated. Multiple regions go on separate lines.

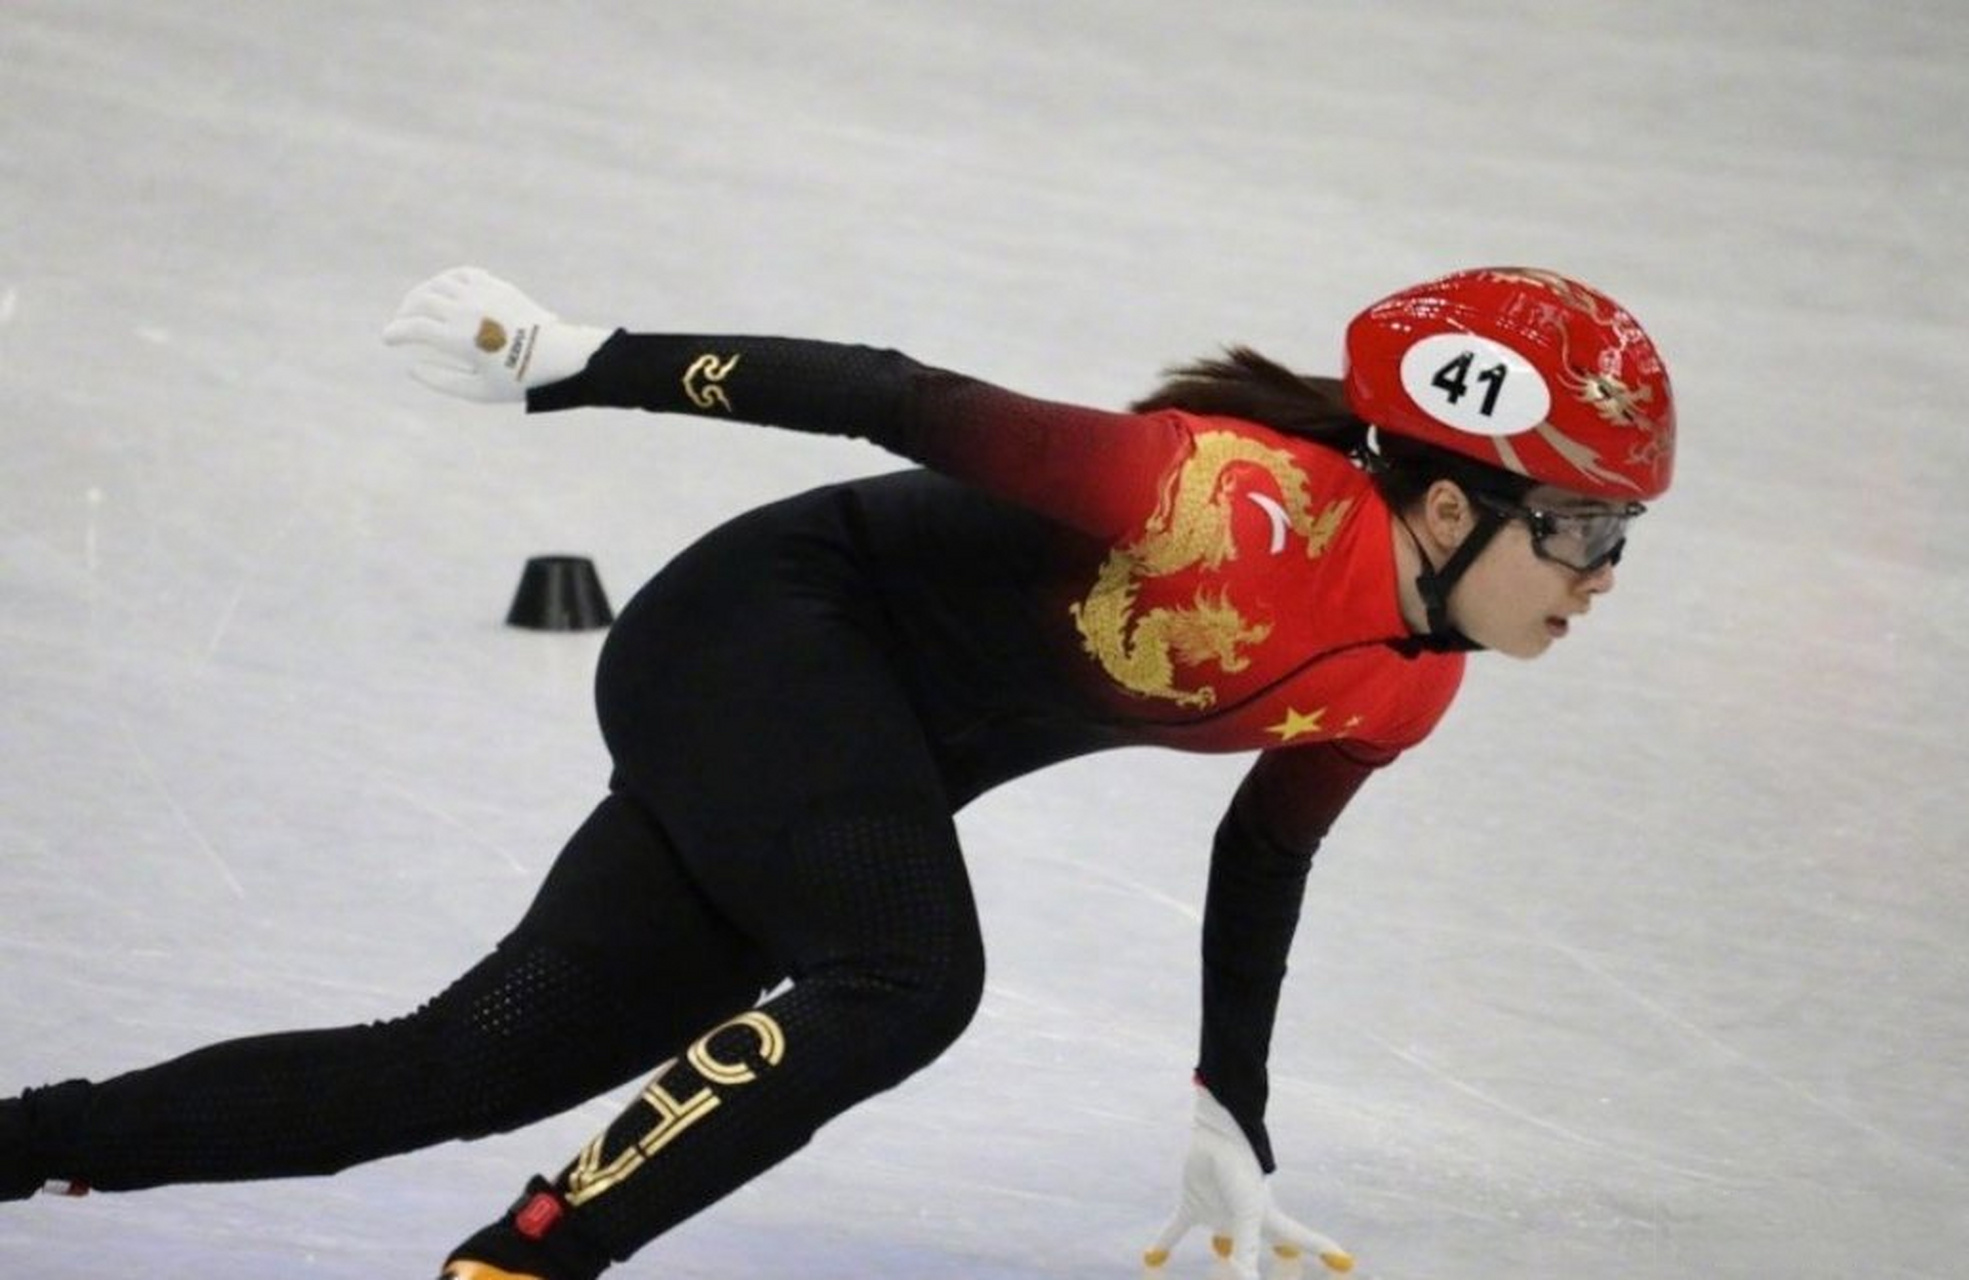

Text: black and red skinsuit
xmin=6 ymin=335 xmax=1463 ymax=1269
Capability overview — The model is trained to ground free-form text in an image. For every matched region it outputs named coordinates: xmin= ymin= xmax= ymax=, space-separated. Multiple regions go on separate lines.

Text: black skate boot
xmin=1 ymin=1082 xmax=92 ymax=1200
xmin=438 ymin=1176 xmax=610 ymax=1280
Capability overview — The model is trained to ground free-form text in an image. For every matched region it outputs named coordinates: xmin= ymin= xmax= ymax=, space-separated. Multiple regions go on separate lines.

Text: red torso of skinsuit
xmin=1033 ymin=411 xmax=1464 ymax=757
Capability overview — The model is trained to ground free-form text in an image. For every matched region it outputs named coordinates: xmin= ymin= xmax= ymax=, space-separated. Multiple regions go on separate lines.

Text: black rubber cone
xmin=505 ymin=555 xmax=614 ymax=631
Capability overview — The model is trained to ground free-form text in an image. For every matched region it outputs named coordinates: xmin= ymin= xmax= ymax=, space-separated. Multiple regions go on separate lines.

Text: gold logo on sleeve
xmin=683 ymin=352 xmax=742 ymax=411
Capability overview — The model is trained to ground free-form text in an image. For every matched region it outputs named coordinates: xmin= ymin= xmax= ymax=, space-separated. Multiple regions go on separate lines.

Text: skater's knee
xmin=392 ymin=939 xmax=654 ymax=1139
xmin=896 ymin=945 xmax=986 ymax=1059
xmin=820 ymin=940 xmax=986 ymax=1079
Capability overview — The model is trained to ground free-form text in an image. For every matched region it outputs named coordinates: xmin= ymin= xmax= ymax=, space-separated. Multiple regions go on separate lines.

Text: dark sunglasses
xmin=1471 ymin=493 xmax=1647 ymax=574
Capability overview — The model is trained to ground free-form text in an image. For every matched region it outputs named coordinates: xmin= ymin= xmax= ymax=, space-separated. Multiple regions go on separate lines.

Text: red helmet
xmin=1343 ymin=268 xmax=1675 ymax=501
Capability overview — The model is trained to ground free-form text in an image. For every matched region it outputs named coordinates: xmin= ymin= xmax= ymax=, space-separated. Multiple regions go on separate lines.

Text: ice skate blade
xmin=440 ymin=1261 xmax=545 ymax=1280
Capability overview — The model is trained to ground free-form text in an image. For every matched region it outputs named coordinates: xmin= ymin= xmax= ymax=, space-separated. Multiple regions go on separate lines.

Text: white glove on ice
xmin=1144 ymin=1087 xmax=1355 ymax=1280
xmin=382 ymin=266 xmax=610 ymax=403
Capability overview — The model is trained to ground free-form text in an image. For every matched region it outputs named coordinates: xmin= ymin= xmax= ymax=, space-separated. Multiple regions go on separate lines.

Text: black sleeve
xmin=1196 ymin=742 xmax=1389 ymax=1172
xmin=524 ymin=331 xmax=1191 ymax=543
xmin=527 ymin=331 xmax=923 ymax=445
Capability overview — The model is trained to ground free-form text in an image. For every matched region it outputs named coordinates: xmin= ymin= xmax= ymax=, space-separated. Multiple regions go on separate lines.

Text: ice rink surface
xmin=3 ymin=3 xmax=1965 ymax=1277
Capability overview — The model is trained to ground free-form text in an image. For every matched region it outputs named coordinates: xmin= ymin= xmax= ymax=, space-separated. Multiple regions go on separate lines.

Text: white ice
xmin=2 ymin=3 xmax=1965 ymax=1278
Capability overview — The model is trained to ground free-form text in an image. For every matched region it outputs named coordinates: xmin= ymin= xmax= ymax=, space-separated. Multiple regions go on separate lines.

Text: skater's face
xmin=1402 ymin=481 xmax=1628 ymax=658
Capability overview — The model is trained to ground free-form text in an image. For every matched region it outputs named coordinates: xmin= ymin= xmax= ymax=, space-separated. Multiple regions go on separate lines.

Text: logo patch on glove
xmin=475 ymin=319 xmax=509 ymax=353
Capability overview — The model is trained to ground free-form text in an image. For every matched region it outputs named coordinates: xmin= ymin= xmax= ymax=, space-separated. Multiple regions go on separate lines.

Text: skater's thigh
xmin=509 ymin=792 xmax=782 ymax=1059
xmin=595 ymin=491 xmax=958 ymax=899
xmin=605 ymin=605 xmax=965 ymax=957
xmin=596 ymin=492 xmax=941 ymax=816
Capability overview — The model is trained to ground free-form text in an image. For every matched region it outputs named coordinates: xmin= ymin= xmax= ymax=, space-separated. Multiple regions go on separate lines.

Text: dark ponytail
xmin=1133 ymin=345 xmax=1533 ymax=510
xmin=1130 ymin=346 xmax=1369 ymax=456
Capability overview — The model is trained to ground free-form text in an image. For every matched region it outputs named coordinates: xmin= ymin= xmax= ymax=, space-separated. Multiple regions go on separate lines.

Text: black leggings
xmin=569 ymin=484 xmax=992 ymax=1257
xmin=44 ymin=795 xmax=771 ymax=1193
xmin=37 ymin=486 xmax=991 ymax=1264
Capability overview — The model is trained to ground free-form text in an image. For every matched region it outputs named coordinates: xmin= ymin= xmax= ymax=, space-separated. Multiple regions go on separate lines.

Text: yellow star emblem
xmin=1266 ymin=705 xmax=1327 ymax=742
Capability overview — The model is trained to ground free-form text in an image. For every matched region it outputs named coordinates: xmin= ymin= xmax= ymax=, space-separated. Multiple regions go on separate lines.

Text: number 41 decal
xmin=1398 ymin=332 xmax=1550 ymax=436
xmin=1430 ymin=351 xmax=1508 ymax=418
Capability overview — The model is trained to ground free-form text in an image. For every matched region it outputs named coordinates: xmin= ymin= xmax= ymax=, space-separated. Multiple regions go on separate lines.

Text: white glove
xmin=1144 ymin=1087 xmax=1355 ymax=1280
xmin=382 ymin=266 xmax=610 ymax=403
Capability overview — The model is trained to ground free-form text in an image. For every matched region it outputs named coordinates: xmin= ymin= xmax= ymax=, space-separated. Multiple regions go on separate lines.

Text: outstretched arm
xmin=383 ymin=266 xmax=1190 ymax=543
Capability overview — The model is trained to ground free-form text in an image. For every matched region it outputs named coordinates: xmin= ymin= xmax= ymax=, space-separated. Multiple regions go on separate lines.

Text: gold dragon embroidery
xmin=1068 ymin=432 xmax=1350 ymax=708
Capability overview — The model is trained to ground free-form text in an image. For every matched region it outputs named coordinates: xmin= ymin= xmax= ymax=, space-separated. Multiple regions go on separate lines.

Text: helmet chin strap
xmin=1394 ymin=507 xmax=1506 ymax=653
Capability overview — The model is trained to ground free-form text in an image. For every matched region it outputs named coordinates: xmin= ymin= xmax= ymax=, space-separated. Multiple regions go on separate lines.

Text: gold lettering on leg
xmin=559 ymin=1011 xmax=787 ymax=1207
xmin=687 ymin=1010 xmax=786 ymax=1084
xmin=564 ymin=1078 xmax=720 ymax=1206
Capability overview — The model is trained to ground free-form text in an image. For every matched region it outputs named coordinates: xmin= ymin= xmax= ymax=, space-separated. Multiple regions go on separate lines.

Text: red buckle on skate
xmin=514 ymin=1188 xmax=566 ymax=1240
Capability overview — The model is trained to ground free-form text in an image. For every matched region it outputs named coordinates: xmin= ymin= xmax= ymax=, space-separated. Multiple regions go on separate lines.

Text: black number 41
xmin=1431 ymin=351 xmax=1508 ymax=417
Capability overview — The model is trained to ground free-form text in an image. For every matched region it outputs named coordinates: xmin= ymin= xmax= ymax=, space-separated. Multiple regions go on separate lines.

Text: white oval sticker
xmin=1398 ymin=332 xmax=1550 ymax=437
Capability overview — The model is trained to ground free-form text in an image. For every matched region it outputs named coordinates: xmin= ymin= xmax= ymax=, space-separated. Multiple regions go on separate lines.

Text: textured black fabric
xmin=0 ymin=1098 xmax=31 ymax=1200
xmin=528 ymin=332 xmax=919 ymax=450
xmin=1195 ymin=745 xmax=1378 ymax=1172
xmin=1196 ymin=800 xmax=1311 ymax=1174
xmin=556 ymin=800 xmax=984 ymax=1261
xmin=466 ymin=478 xmax=1001 ymax=1262
xmin=1 ymin=1082 xmax=90 ymax=1199
xmin=29 ymin=796 xmax=772 ymax=1192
